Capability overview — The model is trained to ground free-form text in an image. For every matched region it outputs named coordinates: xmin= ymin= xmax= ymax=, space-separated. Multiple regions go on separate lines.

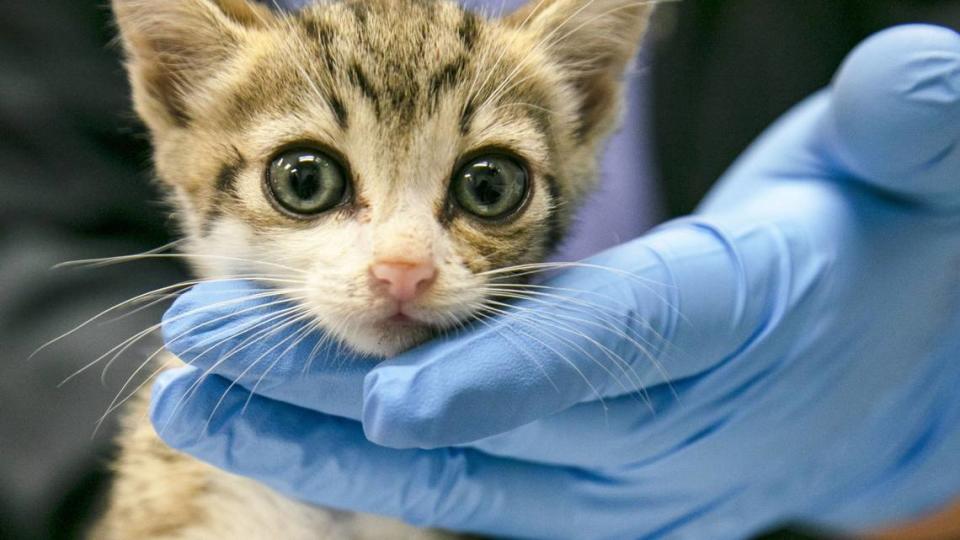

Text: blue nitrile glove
xmin=151 ymin=26 xmax=960 ymax=540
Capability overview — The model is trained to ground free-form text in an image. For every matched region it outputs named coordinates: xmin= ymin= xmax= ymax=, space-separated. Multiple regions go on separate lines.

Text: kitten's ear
xmin=507 ymin=0 xmax=654 ymax=140
xmin=112 ymin=0 xmax=273 ymax=129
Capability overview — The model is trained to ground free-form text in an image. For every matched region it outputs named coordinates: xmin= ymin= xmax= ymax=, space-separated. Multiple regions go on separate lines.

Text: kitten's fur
xmin=96 ymin=0 xmax=652 ymax=537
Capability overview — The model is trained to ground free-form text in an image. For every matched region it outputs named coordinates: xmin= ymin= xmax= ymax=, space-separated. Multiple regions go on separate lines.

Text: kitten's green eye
xmin=267 ymin=149 xmax=348 ymax=216
xmin=452 ymin=154 xmax=529 ymax=220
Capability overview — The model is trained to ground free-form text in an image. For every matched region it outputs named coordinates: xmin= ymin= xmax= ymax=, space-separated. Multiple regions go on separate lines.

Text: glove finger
xmin=363 ymin=217 xmax=808 ymax=448
xmin=161 ymin=279 xmax=371 ymax=419
xmin=829 ymin=25 xmax=960 ymax=205
xmin=463 ymin=378 xmax=708 ymax=468
xmin=149 ymin=367 xmax=632 ymax=539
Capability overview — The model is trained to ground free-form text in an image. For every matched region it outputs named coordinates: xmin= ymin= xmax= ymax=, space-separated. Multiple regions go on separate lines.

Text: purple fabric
xmin=272 ymin=0 xmax=662 ymax=260
xmin=554 ymin=58 xmax=662 ymax=261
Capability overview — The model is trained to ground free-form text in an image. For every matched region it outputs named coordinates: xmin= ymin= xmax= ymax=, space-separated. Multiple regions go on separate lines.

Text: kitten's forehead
xmin=300 ymin=0 xmax=481 ymax=108
xmin=216 ymin=0 xmax=552 ymax=139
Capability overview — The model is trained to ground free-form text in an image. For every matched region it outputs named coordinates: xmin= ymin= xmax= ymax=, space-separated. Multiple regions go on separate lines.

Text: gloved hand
xmin=151 ymin=26 xmax=960 ymax=540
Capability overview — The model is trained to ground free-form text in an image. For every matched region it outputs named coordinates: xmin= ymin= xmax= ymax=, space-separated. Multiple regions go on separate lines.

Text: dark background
xmin=1 ymin=1 xmax=958 ymax=539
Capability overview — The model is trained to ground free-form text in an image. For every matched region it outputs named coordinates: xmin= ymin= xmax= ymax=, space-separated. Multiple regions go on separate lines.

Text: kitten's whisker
xmin=300 ymin=320 xmax=334 ymax=376
xmin=56 ymin=253 xmax=308 ymax=275
xmin=481 ymin=287 xmax=676 ymax=400
xmin=176 ymin=310 xmax=315 ymax=421
xmin=488 ymin=101 xmax=555 ymax=117
xmin=92 ymin=359 xmax=178 ymax=438
xmin=485 ymin=283 xmax=687 ymax=381
xmin=207 ymin=313 xmax=320 ymax=428
xmin=59 ymin=289 xmax=306 ymax=388
xmin=478 ymin=302 xmax=648 ymax=407
xmin=168 ymin=302 xmax=312 ymax=380
xmin=97 ymin=292 xmax=186 ymax=327
xmin=242 ymin=317 xmax=325 ymax=416
xmin=479 ymin=261 xmax=668 ymax=286
xmin=51 ymin=239 xmax=184 ymax=269
xmin=31 ymin=281 xmax=196 ymax=362
xmin=481 ymin=287 xmax=653 ymax=350
xmin=496 ymin=0 xmax=674 ymax=108
xmin=482 ymin=0 xmax=669 ymax=123
xmin=464 ymin=0 xmax=552 ymax=114
xmin=477 ymin=0 xmax=601 ymax=114
xmin=29 ymin=275 xmax=290 ymax=361
xmin=96 ymin=298 xmax=312 ymax=431
xmin=97 ymin=299 xmax=312 ymax=427
xmin=483 ymin=72 xmax=546 ymax=114
xmin=474 ymin=305 xmax=608 ymax=411
xmin=97 ymin=299 xmax=311 ymax=423
xmin=546 ymin=0 xmax=670 ymax=52
xmin=159 ymin=309 xmax=314 ymax=436
xmin=481 ymin=283 xmax=673 ymax=351
xmin=468 ymin=308 xmax=563 ymax=393
xmin=97 ymin=289 xmax=311 ymax=385
xmin=481 ymin=260 xmax=684 ymax=322
xmin=95 ymin=275 xmax=306 ymax=328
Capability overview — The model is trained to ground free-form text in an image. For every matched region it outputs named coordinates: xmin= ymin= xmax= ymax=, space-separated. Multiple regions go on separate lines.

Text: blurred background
xmin=2 ymin=1 xmax=959 ymax=539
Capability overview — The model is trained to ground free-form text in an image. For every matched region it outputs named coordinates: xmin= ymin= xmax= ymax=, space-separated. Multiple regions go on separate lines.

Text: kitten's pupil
xmin=469 ymin=163 xmax=506 ymax=206
xmin=290 ymin=165 xmax=319 ymax=199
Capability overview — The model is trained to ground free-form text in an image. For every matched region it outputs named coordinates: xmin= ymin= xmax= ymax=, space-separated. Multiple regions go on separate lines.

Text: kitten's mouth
xmin=386 ymin=312 xmax=415 ymax=324
xmin=323 ymin=298 xmax=475 ymax=356
xmin=379 ymin=303 xmax=425 ymax=327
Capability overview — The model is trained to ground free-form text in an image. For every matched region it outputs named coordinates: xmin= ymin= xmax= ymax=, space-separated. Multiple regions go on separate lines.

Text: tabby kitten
xmin=96 ymin=0 xmax=653 ymax=538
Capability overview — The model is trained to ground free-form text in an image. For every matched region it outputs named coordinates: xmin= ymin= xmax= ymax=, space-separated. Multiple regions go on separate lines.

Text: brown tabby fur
xmin=95 ymin=0 xmax=652 ymax=537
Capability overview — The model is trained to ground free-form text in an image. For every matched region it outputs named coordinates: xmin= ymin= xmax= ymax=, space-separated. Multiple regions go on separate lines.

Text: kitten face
xmin=113 ymin=0 xmax=652 ymax=355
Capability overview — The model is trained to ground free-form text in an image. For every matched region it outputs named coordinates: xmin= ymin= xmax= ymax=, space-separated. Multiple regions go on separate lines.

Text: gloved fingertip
xmin=160 ymin=279 xmax=277 ymax=359
xmin=148 ymin=366 xmax=202 ymax=450
xmin=830 ymin=24 xmax=960 ymax=202
xmin=161 ymin=281 xmax=239 ymax=355
xmin=160 ymin=293 xmax=198 ymax=356
xmin=362 ymin=369 xmax=439 ymax=448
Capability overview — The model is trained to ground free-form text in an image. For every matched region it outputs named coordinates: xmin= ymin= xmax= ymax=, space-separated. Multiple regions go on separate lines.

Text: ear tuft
xmin=215 ymin=0 xmax=276 ymax=27
xmin=112 ymin=0 xmax=272 ymax=129
xmin=508 ymin=0 xmax=655 ymax=140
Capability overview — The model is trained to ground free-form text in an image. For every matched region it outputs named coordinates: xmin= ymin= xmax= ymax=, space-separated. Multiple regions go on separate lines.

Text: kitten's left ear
xmin=507 ymin=0 xmax=655 ymax=141
xmin=112 ymin=0 xmax=274 ymax=130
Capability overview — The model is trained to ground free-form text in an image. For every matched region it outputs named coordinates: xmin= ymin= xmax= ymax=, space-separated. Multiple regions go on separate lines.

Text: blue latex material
xmin=151 ymin=26 xmax=960 ymax=539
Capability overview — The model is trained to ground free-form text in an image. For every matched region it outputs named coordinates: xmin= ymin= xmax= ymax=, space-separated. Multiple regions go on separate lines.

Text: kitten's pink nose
xmin=370 ymin=260 xmax=437 ymax=302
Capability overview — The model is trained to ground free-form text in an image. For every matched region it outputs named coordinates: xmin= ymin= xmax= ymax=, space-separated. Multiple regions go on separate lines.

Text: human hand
xmin=151 ymin=25 xmax=960 ymax=539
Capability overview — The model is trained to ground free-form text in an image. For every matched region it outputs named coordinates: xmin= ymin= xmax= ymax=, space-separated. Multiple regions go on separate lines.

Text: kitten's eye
xmin=452 ymin=154 xmax=529 ymax=220
xmin=267 ymin=149 xmax=348 ymax=216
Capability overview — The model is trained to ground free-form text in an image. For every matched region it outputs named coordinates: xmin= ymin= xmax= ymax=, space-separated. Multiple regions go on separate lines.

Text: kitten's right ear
xmin=112 ymin=0 xmax=272 ymax=129
xmin=506 ymin=0 xmax=654 ymax=142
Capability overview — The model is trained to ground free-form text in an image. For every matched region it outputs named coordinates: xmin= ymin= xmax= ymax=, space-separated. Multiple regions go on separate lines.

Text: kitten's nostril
xmin=370 ymin=261 xmax=437 ymax=302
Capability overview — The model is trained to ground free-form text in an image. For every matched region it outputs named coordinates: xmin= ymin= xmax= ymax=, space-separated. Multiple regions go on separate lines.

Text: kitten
xmin=94 ymin=0 xmax=652 ymax=538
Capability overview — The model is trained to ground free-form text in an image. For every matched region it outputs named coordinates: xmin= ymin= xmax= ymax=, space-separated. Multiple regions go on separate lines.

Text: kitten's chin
xmin=334 ymin=320 xmax=436 ymax=358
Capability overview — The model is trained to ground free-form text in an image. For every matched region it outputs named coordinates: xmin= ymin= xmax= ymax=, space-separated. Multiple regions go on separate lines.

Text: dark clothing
xmin=0 ymin=4 xmax=186 ymax=539
xmin=651 ymin=0 xmax=960 ymax=216
xmin=1 ymin=2 xmax=958 ymax=539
